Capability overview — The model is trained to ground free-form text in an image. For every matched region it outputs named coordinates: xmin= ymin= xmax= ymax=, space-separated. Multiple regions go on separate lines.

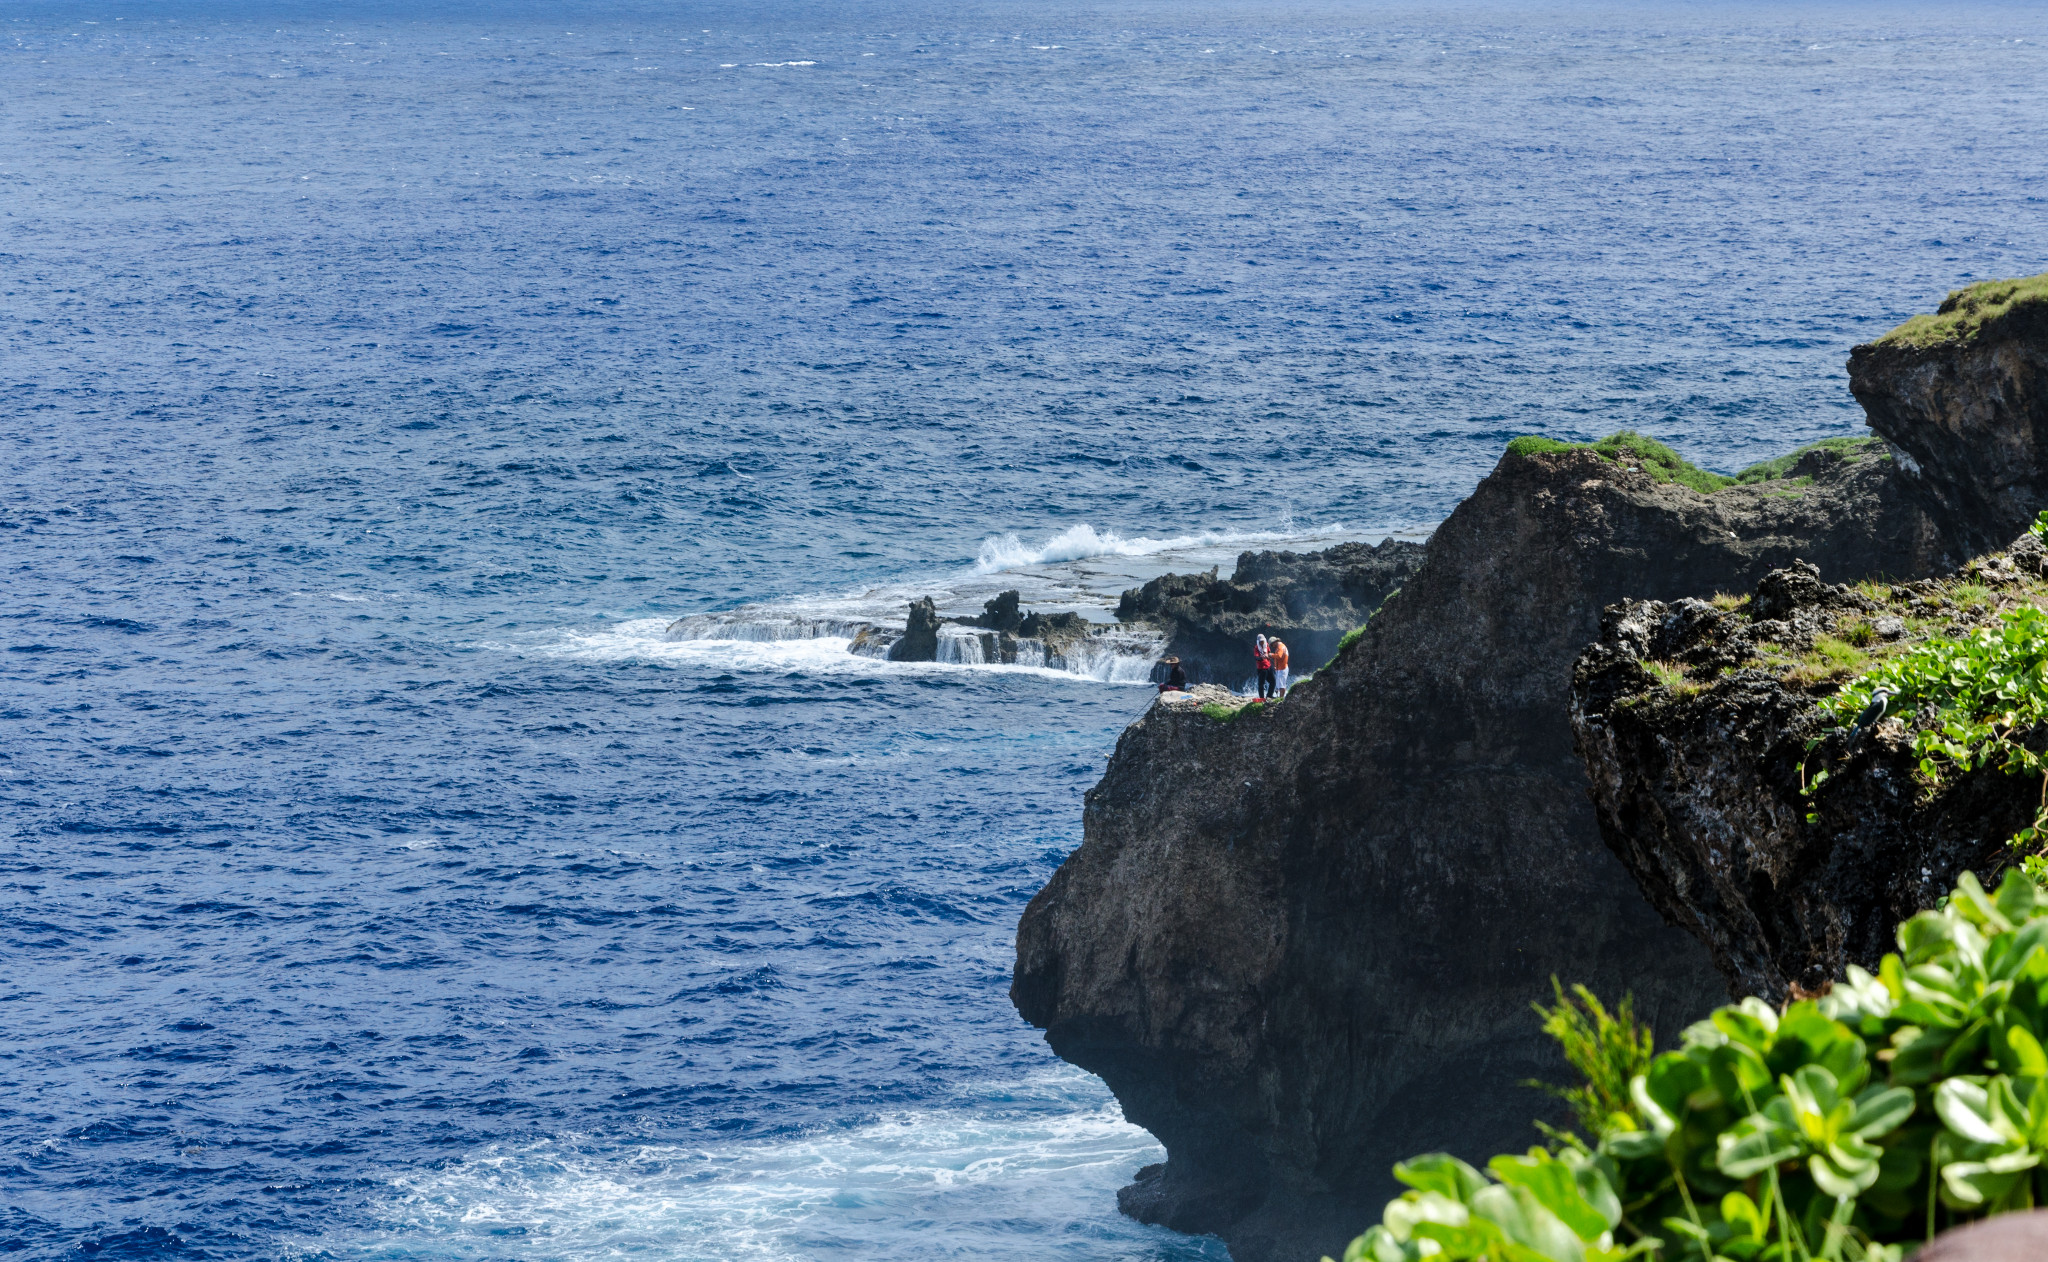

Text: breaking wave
xmin=972 ymin=523 xmax=1336 ymax=573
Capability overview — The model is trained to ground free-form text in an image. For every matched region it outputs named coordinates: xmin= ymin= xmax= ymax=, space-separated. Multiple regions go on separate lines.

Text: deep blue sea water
xmin=4 ymin=2 xmax=2048 ymax=1257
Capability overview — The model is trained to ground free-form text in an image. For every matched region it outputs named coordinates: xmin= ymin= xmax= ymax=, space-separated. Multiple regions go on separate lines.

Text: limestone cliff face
xmin=1013 ymin=448 xmax=1957 ymax=1262
xmin=1851 ymin=301 xmax=2048 ymax=556
xmin=1571 ymin=537 xmax=2048 ymax=1004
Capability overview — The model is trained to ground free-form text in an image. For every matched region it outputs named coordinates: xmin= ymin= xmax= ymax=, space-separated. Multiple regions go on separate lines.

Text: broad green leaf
xmin=1339 ymin=1226 xmax=1413 ymax=1262
xmin=1939 ymin=1148 xmax=2040 ymax=1207
xmin=1600 ymin=1129 xmax=1663 ymax=1161
xmin=1713 ymin=998 xmax=1778 ymax=1051
xmin=1490 ymin=1150 xmax=1613 ymax=1241
xmin=2002 ymin=1021 xmax=2048 ymax=1078
xmin=1719 ymin=1191 xmax=1766 ymax=1242
xmin=1811 ymin=1147 xmax=1879 ymax=1197
xmin=1934 ymin=1078 xmax=2008 ymax=1145
xmin=1847 ymin=1085 xmax=1916 ymax=1137
xmin=1988 ymin=920 xmax=2048 ymax=982
xmin=1820 ymin=965 xmax=1895 ymax=1027
xmin=1996 ymin=869 xmax=2042 ymax=927
xmin=1717 ymin=1114 xmax=1800 ymax=1179
xmin=1471 ymin=1182 xmax=1586 ymax=1262
xmin=1391 ymin=1154 xmax=1487 ymax=1203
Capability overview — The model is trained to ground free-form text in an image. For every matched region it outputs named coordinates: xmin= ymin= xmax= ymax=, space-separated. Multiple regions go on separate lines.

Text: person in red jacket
xmin=1254 ymin=634 xmax=1276 ymax=700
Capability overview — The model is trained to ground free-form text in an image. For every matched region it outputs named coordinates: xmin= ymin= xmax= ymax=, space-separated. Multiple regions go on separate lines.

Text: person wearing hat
xmin=1157 ymin=656 xmax=1188 ymax=694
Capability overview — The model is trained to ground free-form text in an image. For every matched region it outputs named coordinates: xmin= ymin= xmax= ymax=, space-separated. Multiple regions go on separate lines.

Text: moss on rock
xmin=1877 ymin=270 xmax=2048 ymax=349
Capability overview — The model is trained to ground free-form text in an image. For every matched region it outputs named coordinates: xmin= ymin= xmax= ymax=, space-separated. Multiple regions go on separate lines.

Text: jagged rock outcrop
xmin=1851 ymin=281 xmax=2048 ymax=556
xmin=1014 ymin=444 xmax=1961 ymax=1262
xmin=887 ymin=596 xmax=942 ymax=662
xmin=1571 ymin=535 xmax=2048 ymax=1003
xmin=1114 ymin=539 xmax=1426 ymax=684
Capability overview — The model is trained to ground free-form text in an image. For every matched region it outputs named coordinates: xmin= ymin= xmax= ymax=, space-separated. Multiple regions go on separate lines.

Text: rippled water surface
xmin=5 ymin=0 xmax=2048 ymax=1256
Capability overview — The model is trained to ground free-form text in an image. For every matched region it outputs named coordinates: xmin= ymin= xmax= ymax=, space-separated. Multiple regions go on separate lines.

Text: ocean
xmin=3 ymin=1 xmax=2046 ymax=1256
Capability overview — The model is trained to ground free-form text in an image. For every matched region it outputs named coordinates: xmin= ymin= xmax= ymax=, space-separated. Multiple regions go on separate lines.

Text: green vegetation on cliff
xmin=1732 ymin=437 xmax=1888 ymax=485
xmin=1336 ymin=871 xmax=2048 ymax=1262
xmin=1505 ymin=431 xmax=1888 ymax=496
xmin=1810 ymin=515 xmax=2048 ymax=865
xmin=1506 ymin=431 xmax=1735 ymax=494
xmin=1877 ymin=271 xmax=2048 ymax=350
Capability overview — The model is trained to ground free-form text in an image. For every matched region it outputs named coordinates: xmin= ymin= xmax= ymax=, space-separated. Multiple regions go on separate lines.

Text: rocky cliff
xmin=1851 ymin=273 xmax=2048 ymax=557
xmin=1571 ymin=543 xmax=2048 ymax=1003
xmin=1561 ymin=280 xmax=2048 ymax=1005
xmin=1114 ymin=539 xmax=1425 ymax=685
xmin=1013 ymin=441 xmax=1961 ymax=1262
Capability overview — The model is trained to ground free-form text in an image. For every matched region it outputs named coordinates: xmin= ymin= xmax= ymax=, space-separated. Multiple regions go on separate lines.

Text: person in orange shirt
xmin=1269 ymin=638 xmax=1291 ymax=695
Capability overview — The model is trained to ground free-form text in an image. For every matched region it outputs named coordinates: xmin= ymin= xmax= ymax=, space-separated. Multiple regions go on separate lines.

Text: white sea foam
xmin=490 ymin=617 xmax=1167 ymax=686
xmin=483 ymin=521 xmax=1417 ymax=688
xmin=972 ymin=522 xmax=1346 ymax=573
xmin=336 ymin=1068 xmax=1216 ymax=1262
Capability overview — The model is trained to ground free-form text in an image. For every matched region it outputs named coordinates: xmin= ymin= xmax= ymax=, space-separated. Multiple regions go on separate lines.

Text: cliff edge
xmin=1851 ymin=272 xmax=2048 ymax=556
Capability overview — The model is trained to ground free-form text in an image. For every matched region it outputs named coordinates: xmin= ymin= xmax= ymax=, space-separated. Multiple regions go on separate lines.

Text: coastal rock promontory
xmin=1014 ymin=439 xmax=1959 ymax=1262
xmin=1851 ymin=274 xmax=2048 ymax=557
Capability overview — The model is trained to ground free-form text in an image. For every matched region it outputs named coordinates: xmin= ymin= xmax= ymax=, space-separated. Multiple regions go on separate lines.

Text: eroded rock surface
xmin=1014 ymin=445 xmax=1959 ymax=1262
xmin=1852 ymin=300 xmax=2048 ymax=556
xmin=1114 ymin=539 xmax=1427 ymax=685
xmin=1572 ymin=536 xmax=2048 ymax=1002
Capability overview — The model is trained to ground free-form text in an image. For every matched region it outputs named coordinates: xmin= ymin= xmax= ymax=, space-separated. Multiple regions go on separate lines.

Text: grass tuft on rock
xmin=1505 ymin=430 xmax=1733 ymax=494
xmin=1877 ymin=270 xmax=2048 ymax=349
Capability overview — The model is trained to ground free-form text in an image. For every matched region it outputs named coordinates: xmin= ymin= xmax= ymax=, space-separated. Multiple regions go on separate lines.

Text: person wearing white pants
xmin=1270 ymin=638 xmax=1291 ymax=695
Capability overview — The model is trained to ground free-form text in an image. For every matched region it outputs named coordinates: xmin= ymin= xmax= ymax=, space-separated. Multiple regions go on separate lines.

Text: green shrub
xmin=1199 ymin=702 xmax=1237 ymax=722
xmin=1879 ymin=272 xmax=2048 ymax=349
xmin=1338 ymin=624 xmax=1369 ymax=656
xmin=1505 ymin=430 xmax=1733 ymax=495
xmin=1335 ymin=870 xmax=2048 ymax=1262
xmin=1816 ymin=602 xmax=2048 ymax=850
xmin=1529 ymin=980 xmax=1655 ymax=1140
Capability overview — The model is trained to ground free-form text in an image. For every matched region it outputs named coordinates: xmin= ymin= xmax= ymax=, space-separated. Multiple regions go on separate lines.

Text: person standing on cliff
xmin=1269 ymin=638 xmax=1290 ymax=695
xmin=1254 ymin=635 xmax=1277 ymax=700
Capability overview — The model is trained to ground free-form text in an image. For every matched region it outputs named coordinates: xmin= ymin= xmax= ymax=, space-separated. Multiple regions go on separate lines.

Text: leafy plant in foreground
xmin=1332 ymin=869 xmax=2048 ymax=1262
xmin=1530 ymin=981 xmax=1655 ymax=1140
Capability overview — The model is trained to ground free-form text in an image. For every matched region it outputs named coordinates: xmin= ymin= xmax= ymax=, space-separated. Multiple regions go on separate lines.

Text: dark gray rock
xmin=977 ymin=590 xmax=1025 ymax=634
xmin=1013 ymin=444 xmax=1962 ymax=1262
xmin=1851 ymin=299 xmax=2048 ymax=556
xmin=888 ymin=597 xmax=941 ymax=662
xmin=1571 ymin=542 xmax=2046 ymax=1002
xmin=1113 ymin=539 xmax=1427 ymax=685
